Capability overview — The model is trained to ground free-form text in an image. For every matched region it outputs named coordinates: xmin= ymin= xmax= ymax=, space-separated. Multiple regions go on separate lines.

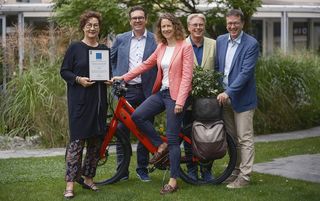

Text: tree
xmin=224 ymin=0 xmax=262 ymax=31
xmin=118 ymin=0 xmax=262 ymax=37
xmin=53 ymin=0 xmax=129 ymax=38
xmin=53 ymin=0 xmax=262 ymax=38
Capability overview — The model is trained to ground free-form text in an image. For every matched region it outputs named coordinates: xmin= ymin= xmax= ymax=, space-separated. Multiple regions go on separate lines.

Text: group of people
xmin=60 ymin=6 xmax=259 ymax=199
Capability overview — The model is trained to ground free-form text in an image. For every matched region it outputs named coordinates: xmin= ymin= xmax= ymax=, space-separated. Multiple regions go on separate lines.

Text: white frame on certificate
xmin=89 ymin=49 xmax=110 ymax=81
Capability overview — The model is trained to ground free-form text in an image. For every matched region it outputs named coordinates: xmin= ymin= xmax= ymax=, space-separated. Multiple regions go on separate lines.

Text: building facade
xmin=251 ymin=0 xmax=320 ymax=55
xmin=0 ymin=0 xmax=54 ymax=90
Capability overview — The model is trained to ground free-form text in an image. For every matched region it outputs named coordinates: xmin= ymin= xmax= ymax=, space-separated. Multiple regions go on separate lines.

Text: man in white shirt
xmin=110 ymin=6 xmax=157 ymax=182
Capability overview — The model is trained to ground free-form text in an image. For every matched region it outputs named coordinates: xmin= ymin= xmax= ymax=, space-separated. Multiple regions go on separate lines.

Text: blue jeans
xmin=116 ymin=85 xmax=151 ymax=175
xmin=131 ymin=89 xmax=185 ymax=178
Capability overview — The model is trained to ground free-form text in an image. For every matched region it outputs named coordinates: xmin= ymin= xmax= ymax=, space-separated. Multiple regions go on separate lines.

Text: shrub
xmin=0 ymin=59 xmax=69 ymax=147
xmin=255 ymin=51 xmax=320 ymax=134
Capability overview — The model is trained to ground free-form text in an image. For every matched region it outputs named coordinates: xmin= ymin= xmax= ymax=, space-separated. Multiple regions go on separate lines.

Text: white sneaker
xmin=226 ymin=177 xmax=249 ymax=189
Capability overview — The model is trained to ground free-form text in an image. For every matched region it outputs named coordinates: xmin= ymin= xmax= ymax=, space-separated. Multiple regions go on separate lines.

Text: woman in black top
xmin=60 ymin=10 xmax=107 ymax=199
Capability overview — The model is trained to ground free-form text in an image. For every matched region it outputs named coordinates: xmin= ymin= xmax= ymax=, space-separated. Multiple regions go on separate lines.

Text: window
xmin=273 ymin=22 xmax=281 ymax=50
xmin=0 ymin=18 xmax=2 ymax=35
xmin=292 ymin=22 xmax=309 ymax=50
xmin=250 ymin=20 xmax=263 ymax=52
xmin=313 ymin=22 xmax=320 ymax=53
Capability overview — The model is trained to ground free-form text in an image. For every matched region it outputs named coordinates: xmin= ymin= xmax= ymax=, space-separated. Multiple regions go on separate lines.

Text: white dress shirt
xmin=128 ymin=30 xmax=147 ymax=84
xmin=223 ymin=31 xmax=243 ymax=87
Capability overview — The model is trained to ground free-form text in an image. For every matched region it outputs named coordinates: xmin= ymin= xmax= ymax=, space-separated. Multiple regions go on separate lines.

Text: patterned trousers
xmin=65 ymin=137 xmax=101 ymax=182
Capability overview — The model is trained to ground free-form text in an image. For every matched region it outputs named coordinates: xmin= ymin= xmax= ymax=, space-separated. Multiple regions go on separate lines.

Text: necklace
xmin=81 ymin=39 xmax=98 ymax=47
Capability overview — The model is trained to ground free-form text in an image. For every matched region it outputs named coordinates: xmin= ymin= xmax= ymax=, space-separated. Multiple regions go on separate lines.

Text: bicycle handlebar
xmin=112 ymin=80 xmax=127 ymax=97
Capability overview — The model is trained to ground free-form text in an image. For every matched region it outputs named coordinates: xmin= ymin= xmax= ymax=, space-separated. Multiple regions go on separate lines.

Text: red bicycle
xmin=94 ymin=81 xmax=237 ymax=185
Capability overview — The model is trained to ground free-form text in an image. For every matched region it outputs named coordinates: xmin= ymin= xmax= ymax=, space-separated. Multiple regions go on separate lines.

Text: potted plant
xmin=191 ymin=66 xmax=224 ymax=121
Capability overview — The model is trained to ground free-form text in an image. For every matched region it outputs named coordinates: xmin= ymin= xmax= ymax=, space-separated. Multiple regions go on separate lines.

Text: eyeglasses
xmin=190 ymin=23 xmax=204 ymax=28
xmin=85 ymin=23 xmax=100 ymax=29
xmin=227 ymin=21 xmax=242 ymax=27
xmin=130 ymin=16 xmax=145 ymax=21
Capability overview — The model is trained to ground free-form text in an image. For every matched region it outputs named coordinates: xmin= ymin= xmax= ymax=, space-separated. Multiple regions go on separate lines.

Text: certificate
xmin=89 ymin=49 xmax=110 ymax=81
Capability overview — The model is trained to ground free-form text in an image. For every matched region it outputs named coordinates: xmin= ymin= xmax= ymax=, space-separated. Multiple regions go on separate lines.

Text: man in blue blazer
xmin=111 ymin=6 xmax=157 ymax=182
xmin=215 ymin=9 xmax=260 ymax=188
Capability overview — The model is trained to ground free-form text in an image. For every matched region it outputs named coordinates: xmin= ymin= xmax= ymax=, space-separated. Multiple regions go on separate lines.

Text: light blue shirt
xmin=223 ymin=31 xmax=243 ymax=87
xmin=128 ymin=29 xmax=147 ymax=84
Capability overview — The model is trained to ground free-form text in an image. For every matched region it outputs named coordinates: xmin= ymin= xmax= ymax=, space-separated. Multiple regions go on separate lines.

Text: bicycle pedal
xmin=148 ymin=166 xmax=156 ymax=173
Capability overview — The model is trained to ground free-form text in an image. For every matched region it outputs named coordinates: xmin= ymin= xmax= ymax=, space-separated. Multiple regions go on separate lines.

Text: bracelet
xmin=76 ymin=76 xmax=81 ymax=84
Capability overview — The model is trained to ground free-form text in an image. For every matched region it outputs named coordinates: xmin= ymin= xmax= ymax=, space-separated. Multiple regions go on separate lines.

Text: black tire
xmin=95 ymin=129 xmax=132 ymax=185
xmin=179 ymin=126 xmax=237 ymax=185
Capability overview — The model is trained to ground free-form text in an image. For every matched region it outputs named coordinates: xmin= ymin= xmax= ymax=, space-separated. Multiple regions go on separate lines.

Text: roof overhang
xmin=253 ymin=5 xmax=320 ymax=18
xmin=0 ymin=3 xmax=54 ymax=16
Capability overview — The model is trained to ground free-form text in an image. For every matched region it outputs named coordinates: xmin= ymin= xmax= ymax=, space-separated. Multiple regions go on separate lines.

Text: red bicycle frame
xmin=99 ymin=96 xmax=192 ymax=160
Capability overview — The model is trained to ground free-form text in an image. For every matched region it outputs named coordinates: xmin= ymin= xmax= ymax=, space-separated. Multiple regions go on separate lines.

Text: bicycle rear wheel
xmin=179 ymin=126 xmax=237 ymax=185
xmin=95 ymin=129 xmax=131 ymax=185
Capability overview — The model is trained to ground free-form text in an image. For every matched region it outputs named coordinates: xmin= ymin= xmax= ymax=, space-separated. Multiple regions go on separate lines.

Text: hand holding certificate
xmin=89 ymin=49 xmax=110 ymax=81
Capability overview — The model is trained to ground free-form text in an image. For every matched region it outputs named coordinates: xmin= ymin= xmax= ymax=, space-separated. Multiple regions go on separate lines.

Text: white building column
xmin=49 ymin=21 xmax=55 ymax=65
xmin=281 ymin=11 xmax=289 ymax=54
xmin=18 ymin=12 xmax=24 ymax=75
xmin=1 ymin=15 xmax=6 ymax=92
xmin=262 ymin=19 xmax=267 ymax=56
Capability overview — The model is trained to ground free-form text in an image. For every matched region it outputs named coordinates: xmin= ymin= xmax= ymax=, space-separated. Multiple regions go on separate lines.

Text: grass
xmin=0 ymin=137 xmax=320 ymax=201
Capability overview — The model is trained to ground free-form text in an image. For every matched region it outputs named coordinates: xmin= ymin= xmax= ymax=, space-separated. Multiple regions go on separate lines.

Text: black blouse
xmin=60 ymin=41 xmax=108 ymax=141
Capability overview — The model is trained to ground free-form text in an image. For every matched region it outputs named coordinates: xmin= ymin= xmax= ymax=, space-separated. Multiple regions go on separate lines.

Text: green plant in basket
xmin=191 ymin=66 xmax=224 ymax=98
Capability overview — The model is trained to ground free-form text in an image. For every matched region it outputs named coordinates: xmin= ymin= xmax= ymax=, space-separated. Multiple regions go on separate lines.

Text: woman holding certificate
xmin=60 ymin=10 xmax=107 ymax=199
xmin=111 ymin=13 xmax=193 ymax=194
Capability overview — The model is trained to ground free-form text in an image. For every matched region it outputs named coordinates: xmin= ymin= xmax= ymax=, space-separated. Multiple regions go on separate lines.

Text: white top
xmin=160 ymin=46 xmax=175 ymax=90
xmin=128 ymin=29 xmax=147 ymax=84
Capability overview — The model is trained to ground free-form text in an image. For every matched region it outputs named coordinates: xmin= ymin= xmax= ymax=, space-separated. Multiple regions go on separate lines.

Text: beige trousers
xmin=223 ymin=99 xmax=255 ymax=181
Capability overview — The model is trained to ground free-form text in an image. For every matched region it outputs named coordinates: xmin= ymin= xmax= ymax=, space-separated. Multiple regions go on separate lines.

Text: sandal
xmin=149 ymin=144 xmax=169 ymax=164
xmin=82 ymin=182 xmax=99 ymax=192
xmin=160 ymin=184 xmax=178 ymax=195
xmin=63 ymin=190 xmax=74 ymax=199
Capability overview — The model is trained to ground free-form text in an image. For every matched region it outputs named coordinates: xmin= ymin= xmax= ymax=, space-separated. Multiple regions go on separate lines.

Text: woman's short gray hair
xmin=187 ymin=13 xmax=206 ymax=25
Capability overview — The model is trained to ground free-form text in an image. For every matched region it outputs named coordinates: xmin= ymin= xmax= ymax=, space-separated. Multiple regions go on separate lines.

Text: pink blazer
xmin=122 ymin=40 xmax=194 ymax=106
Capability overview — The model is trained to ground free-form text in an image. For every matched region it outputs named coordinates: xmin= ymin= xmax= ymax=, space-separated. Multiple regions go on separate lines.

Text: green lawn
xmin=0 ymin=137 xmax=319 ymax=201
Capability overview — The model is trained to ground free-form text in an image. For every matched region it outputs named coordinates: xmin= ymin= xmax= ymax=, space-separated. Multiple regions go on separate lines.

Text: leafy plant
xmin=191 ymin=66 xmax=224 ymax=98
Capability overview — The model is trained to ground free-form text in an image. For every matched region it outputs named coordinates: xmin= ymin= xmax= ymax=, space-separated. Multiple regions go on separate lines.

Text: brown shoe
xmin=160 ymin=184 xmax=178 ymax=195
xmin=149 ymin=144 xmax=169 ymax=164
xmin=226 ymin=177 xmax=249 ymax=189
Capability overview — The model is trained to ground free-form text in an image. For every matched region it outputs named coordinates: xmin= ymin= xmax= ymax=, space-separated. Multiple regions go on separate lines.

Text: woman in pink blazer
xmin=112 ymin=13 xmax=193 ymax=194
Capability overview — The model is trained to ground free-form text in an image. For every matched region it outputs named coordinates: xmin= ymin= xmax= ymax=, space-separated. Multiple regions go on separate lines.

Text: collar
xmin=131 ymin=29 xmax=147 ymax=39
xmin=190 ymin=36 xmax=204 ymax=48
xmin=228 ymin=31 xmax=243 ymax=44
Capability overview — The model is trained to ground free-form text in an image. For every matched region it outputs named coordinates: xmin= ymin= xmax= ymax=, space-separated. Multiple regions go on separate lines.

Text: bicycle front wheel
xmin=179 ymin=127 xmax=237 ymax=185
xmin=95 ymin=129 xmax=131 ymax=185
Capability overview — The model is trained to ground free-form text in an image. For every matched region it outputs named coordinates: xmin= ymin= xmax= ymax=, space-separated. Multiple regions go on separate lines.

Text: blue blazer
xmin=215 ymin=32 xmax=260 ymax=113
xmin=111 ymin=31 xmax=157 ymax=97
